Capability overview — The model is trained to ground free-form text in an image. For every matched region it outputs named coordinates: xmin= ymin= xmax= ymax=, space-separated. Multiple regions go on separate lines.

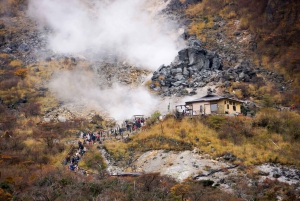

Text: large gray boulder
xmin=178 ymin=49 xmax=189 ymax=62
xmin=188 ymin=49 xmax=206 ymax=66
xmin=174 ymin=74 xmax=184 ymax=81
xmin=211 ymin=57 xmax=222 ymax=70
xmin=58 ymin=116 xmax=67 ymax=123
xmin=183 ymin=67 xmax=189 ymax=76
xmin=151 ymin=36 xmax=226 ymax=96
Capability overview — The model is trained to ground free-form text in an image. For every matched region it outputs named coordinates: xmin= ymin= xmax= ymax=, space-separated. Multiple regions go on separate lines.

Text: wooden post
xmin=134 ymin=181 xmax=136 ymax=191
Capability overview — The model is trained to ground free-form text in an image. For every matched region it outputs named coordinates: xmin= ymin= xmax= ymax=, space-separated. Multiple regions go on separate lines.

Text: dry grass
xmin=104 ymin=116 xmax=300 ymax=167
xmin=49 ymin=142 xmax=73 ymax=166
xmin=9 ymin=60 xmax=23 ymax=68
xmin=36 ymin=95 xmax=59 ymax=112
xmin=186 ymin=0 xmax=300 ymax=107
xmin=188 ymin=21 xmax=206 ymax=37
xmin=234 ymin=89 xmax=243 ymax=99
xmin=104 ymin=141 xmax=129 ymax=161
xmin=227 ymin=11 xmax=237 ymax=19
xmin=185 ymin=3 xmax=204 ymax=17
xmin=0 ymin=72 xmax=40 ymax=104
xmin=15 ymin=116 xmax=41 ymax=136
xmin=14 ymin=68 xmax=28 ymax=79
xmin=80 ymin=145 xmax=107 ymax=173
xmin=24 ymin=60 xmax=88 ymax=111
xmin=239 ymin=17 xmax=250 ymax=30
xmin=23 ymin=138 xmax=42 ymax=148
xmin=0 ymin=53 xmax=8 ymax=58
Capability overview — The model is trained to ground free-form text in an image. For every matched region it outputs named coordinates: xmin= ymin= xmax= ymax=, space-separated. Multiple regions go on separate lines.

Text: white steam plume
xmin=28 ymin=0 xmax=186 ymax=121
xmin=28 ymin=0 xmax=181 ymax=70
xmin=48 ymin=69 xmax=159 ymax=121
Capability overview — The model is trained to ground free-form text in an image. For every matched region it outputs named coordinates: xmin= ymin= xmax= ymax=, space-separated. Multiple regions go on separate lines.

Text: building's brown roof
xmin=185 ymin=94 xmax=243 ymax=104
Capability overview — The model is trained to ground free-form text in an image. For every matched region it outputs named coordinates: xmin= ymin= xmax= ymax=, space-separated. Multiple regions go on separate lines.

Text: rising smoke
xmin=48 ymin=69 xmax=159 ymax=121
xmin=28 ymin=0 xmax=184 ymax=121
xmin=28 ymin=0 xmax=182 ymax=70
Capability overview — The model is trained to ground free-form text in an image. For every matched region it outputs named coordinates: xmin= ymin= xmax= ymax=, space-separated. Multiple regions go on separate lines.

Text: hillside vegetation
xmin=0 ymin=0 xmax=300 ymax=200
xmin=105 ymin=110 xmax=300 ymax=167
xmin=103 ymin=110 xmax=300 ymax=200
xmin=186 ymin=0 xmax=300 ymax=108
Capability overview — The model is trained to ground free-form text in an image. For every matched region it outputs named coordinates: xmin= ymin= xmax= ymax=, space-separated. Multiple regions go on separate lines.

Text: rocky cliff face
xmin=150 ymin=35 xmax=285 ymax=98
xmin=0 ymin=0 xmax=291 ymax=110
xmin=151 ymin=37 xmax=222 ymax=96
xmin=149 ymin=0 xmax=289 ymax=100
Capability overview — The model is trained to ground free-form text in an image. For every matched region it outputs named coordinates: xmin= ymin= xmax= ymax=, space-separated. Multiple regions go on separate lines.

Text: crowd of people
xmin=62 ymin=116 xmax=148 ymax=173
xmin=80 ymin=132 xmax=102 ymax=144
xmin=62 ymin=140 xmax=87 ymax=173
xmin=125 ymin=117 xmax=146 ymax=131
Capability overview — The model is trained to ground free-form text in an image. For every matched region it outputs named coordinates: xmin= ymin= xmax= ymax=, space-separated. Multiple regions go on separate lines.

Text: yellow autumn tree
xmin=171 ymin=183 xmax=190 ymax=201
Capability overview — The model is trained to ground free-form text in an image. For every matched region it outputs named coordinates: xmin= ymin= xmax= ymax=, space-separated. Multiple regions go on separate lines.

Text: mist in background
xmin=28 ymin=0 xmax=182 ymax=70
xmin=28 ymin=0 xmax=186 ymax=121
xmin=48 ymin=69 xmax=160 ymax=121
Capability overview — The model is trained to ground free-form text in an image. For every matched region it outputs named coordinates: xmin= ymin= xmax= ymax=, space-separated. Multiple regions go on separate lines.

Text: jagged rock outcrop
xmin=219 ymin=60 xmax=257 ymax=83
xmin=151 ymin=37 xmax=222 ymax=96
xmin=150 ymin=32 xmax=288 ymax=97
xmin=167 ymin=0 xmax=202 ymax=11
xmin=151 ymin=36 xmax=264 ymax=97
xmin=257 ymin=164 xmax=300 ymax=182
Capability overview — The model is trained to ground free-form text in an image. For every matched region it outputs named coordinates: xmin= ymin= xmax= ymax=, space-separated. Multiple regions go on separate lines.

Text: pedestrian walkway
xmin=61 ymin=116 xmax=150 ymax=175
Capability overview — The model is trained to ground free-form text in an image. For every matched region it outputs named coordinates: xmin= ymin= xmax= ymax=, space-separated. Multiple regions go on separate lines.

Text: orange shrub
xmin=14 ymin=68 xmax=27 ymax=79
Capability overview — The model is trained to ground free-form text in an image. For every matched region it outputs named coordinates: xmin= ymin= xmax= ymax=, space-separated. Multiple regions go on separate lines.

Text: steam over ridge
xmin=28 ymin=0 xmax=181 ymax=70
xmin=28 ymin=0 xmax=183 ymax=120
xmin=48 ymin=69 xmax=159 ymax=121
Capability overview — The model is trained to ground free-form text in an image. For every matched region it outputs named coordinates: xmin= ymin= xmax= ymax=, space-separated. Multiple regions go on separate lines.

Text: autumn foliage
xmin=14 ymin=68 xmax=28 ymax=79
xmin=186 ymin=0 xmax=300 ymax=106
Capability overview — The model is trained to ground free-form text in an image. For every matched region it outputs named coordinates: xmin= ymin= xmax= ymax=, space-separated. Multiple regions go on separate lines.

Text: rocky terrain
xmin=148 ymin=0 xmax=292 ymax=103
xmin=0 ymin=0 xmax=288 ymax=105
xmin=0 ymin=0 xmax=300 ymax=200
xmin=101 ymin=148 xmax=300 ymax=194
xmin=150 ymin=32 xmax=287 ymax=100
xmin=150 ymin=36 xmax=260 ymax=97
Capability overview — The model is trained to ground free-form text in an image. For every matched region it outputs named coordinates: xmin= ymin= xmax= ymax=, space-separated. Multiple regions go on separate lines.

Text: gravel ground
xmin=129 ymin=150 xmax=238 ymax=182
